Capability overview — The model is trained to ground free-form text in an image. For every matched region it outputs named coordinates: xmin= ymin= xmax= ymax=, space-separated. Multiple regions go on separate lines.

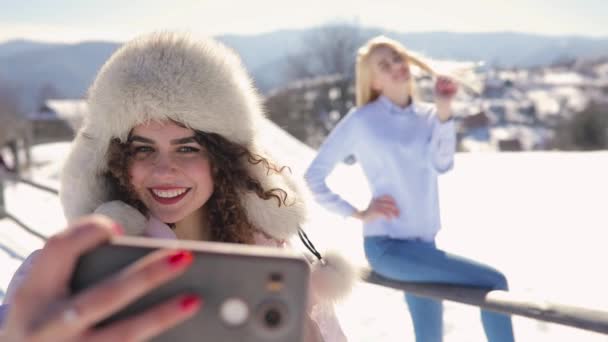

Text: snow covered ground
xmin=321 ymin=152 xmax=608 ymax=342
xmin=2 ymin=121 xmax=608 ymax=341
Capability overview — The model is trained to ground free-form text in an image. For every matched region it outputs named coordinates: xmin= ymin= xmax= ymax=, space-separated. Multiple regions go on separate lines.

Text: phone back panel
xmin=70 ymin=237 xmax=310 ymax=342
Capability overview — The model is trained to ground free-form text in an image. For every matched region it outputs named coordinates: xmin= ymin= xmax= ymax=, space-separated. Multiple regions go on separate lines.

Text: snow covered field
xmin=2 ymin=121 xmax=608 ymax=341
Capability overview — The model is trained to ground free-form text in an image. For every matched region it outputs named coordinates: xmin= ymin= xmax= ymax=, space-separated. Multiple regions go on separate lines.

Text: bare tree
xmin=0 ymin=82 xmax=22 ymax=139
xmin=36 ymin=83 xmax=62 ymax=109
xmin=0 ymin=81 xmax=32 ymax=172
xmin=269 ymin=23 xmax=364 ymax=149
xmin=552 ymin=102 xmax=608 ymax=150
xmin=285 ymin=24 xmax=363 ymax=82
xmin=268 ymin=24 xmax=364 ymax=147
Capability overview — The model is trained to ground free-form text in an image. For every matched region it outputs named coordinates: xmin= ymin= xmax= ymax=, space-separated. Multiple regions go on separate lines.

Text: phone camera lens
xmin=256 ymin=300 xmax=288 ymax=333
xmin=269 ymin=272 xmax=282 ymax=282
xmin=264 ymin=308 xmax=282 ymax=329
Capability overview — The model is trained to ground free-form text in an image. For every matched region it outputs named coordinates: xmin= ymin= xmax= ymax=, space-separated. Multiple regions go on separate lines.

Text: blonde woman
xmin=305 ymin=36 xmax=514 ymax=342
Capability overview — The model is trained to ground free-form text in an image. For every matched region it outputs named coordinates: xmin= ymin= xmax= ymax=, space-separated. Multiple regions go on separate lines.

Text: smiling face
xmin=127 ymin=120 xmax=214 ymax=224
xmin=368 ymin=45 xmax=411 ymax=97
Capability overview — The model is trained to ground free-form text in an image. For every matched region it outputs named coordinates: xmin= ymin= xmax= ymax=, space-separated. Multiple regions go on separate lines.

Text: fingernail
xmin=180 ymin=295 xmax=202 ymax=312
xmin=167 ymin=250 xmax=194 ymax=268
xmin=111 ymin=223 xmax=124 ymax=235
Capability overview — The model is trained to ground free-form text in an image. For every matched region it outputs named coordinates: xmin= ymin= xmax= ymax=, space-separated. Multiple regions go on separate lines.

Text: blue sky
xmin=0 ymin=0 xmax=606 ymax=43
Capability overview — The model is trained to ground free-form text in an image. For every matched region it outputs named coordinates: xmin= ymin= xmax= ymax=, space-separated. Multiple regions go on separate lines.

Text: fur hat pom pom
xmin=94 ymin=200 xmax=147 ymax=235
xmin=310 ymin=250 xmax=359 ymax=302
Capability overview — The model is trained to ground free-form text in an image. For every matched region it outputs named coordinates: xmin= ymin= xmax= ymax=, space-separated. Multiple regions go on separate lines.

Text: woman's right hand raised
xmin=353 ymin=195 xmax=400 ymax=223
xmin=1 ymin=215 xmax=201 ymax=342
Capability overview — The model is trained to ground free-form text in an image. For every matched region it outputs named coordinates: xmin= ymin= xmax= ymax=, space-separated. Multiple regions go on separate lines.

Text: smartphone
xmin=70 ymin=235 xmax=311 ymax=342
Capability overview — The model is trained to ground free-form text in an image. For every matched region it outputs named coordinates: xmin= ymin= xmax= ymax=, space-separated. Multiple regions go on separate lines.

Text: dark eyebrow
xmin=128 ymin=135 xmax=198 ymax=145
xmin=170 ymin=136 xmax=198 ymax=145
xmin=128 ymin=135 xmax=154 ymax=144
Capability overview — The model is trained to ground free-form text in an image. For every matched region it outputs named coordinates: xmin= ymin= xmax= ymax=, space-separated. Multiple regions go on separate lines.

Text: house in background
xmin=27 ymin=99 xmax=87 ymax=143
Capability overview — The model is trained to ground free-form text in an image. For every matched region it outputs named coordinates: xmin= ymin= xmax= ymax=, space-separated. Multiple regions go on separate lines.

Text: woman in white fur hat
xmin=1 ymin=32 xmax=353 ymax=341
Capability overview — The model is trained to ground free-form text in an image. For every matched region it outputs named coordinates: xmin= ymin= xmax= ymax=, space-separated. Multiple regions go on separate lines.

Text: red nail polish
xmin=180 ymin=295 xmax=201 ymax=312
xmin=111 ymin=223 xmax=124 ymax=235
xmin=167 ymin=251 xmax=194 ymax=268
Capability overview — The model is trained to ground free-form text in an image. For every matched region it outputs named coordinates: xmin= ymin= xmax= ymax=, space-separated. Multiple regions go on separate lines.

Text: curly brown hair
xmin=104 ymin=129 xmax=290 ymax=244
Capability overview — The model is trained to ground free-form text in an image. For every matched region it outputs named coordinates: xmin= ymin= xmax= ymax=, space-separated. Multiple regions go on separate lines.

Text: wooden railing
xmin=364 ymin=270 xmax=608 ymax=334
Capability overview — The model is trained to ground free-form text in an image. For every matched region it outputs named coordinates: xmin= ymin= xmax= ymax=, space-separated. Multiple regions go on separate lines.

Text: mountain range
xmin=1 ymin=28 xmax=607 ymax=112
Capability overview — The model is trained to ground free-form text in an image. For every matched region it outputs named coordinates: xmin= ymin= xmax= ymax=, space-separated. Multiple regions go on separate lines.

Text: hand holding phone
xmin=70 ymin=235 xmax=311 ymax=342
xmin=1 ymin=216 xmax=200 ymax=342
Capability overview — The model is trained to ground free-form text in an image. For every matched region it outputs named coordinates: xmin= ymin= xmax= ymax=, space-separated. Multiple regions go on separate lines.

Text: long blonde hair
xmin=355 ymin=35 xmax=437 ymax=107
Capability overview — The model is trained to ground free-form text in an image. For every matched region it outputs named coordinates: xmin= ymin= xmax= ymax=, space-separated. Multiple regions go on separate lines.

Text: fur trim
xmin=60 ymin=132 xmax=112 ymax=220
xmin=240 ymin=144 xmax=307 ymax=239
xmin=310 ymin=251 xmax=359 ymax=302
xmin=94 ymin=201 xmax=147 ymax=235
xmin=59 ymin=32 xmax=306 ymax=240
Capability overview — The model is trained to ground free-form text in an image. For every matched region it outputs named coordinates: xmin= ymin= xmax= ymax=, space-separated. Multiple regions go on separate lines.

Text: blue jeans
xmin=364 ymin=236 xmax=515 ymax=342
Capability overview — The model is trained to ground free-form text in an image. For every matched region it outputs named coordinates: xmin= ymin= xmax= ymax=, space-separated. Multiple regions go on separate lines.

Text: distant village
xmin=453 ymin=58 xmax=608 ymax=151
xmin=264 ymin=57 xmax=608 ymax=152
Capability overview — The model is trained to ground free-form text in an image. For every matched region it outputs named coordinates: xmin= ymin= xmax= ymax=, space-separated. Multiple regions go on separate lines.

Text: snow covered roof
xmin=527 ymin=90 xmax=561 ymax=118
xmin=496 ymin=69 xmax=529 ymax=81
xmin=541 ymin=72 xmax=586 ymax=86
xmin=460 ymin=137 xmax=495 ymax=152
xmin=552 ymin=86 xmax=588 ymax=112
xmin=28 ymin=99 xmax=88 ymax=131
xmin=489 ymin=125 xmax=550 ymax=150
xmin=594 ymin=63 xmax=608 ymax=77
